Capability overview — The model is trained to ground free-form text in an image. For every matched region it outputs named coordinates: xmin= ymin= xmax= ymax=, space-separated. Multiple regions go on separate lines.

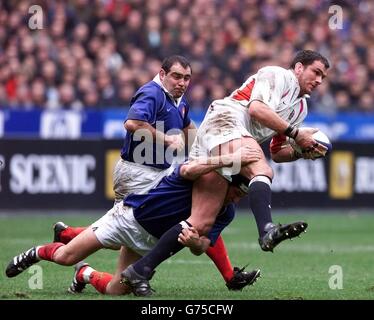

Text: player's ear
xmin=294 ymin=62 xmax=304 ymax=75
xmin=159 ymin=69 xmax=166 ymax=81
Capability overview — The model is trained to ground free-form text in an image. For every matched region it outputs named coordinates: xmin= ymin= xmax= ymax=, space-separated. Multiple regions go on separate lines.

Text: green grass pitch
xmin=1 ymin=211 xmax=374 ymax=300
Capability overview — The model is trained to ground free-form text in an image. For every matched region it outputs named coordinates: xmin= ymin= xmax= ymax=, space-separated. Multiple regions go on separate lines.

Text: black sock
xmin=132 ymin=222 xmax=187 ymax=278
xmin=248 ymin=178 xmax=273 ymax=237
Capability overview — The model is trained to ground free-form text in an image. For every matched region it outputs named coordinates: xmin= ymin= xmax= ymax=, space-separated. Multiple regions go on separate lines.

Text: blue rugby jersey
xmin=121 ymin=80 xmax=191 ymax=169
xmin=123 ymin=165 xmax=235 ymax=245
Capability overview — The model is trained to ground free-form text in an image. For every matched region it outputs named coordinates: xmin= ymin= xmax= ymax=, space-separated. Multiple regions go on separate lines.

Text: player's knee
xmin=241 ymin=161 xmax=273 ymax=180
xmin=262 ymin=166 xmax=273 ymax=180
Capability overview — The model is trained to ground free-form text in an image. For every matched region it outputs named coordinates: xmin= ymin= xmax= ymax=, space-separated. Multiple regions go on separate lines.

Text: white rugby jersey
xmin=228 ymin=66 xmax=308 ymax=143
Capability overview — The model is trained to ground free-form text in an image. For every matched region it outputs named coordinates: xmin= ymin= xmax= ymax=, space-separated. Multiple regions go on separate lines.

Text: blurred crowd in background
xmin=0 ymin=0 xmax=373 ymax=114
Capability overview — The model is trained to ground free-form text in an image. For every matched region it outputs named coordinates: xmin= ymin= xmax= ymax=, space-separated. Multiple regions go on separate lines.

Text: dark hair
xmin=290 ymin=50 xmax=330 ymax=69
xmin=161 ymin=55 xmax=192 ymax=74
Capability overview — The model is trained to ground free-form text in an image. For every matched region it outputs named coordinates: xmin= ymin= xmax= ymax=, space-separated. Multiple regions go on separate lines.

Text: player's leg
xmin=192 ymin=135 xmax=307 ymax=252
xmin=53 ymin=159 xmax=166 ymax=245
xmin=205 ymin=235 xmax=234 ymax=283
xmin=205 ymin=235 xmax=261 ymax=290
xmin=105 ymin=246 xmax=141 ymax=295
xmin=7 ymin=203 xmax=133 ymax=279
xmin=187 ymin=137 xmax=258 ymax=235
xmin=236 ymin=137 xmax=275 ymax=238
xmin=6 ymin=228 xmax=103 ymax=278
xmin=238 ymin=138 xmax=308 ymax=251
xmin=51 ymin=228 xmax=103 ymax=264
xmin=69 ymin=246 xmax=141 ymax=295
xmin=53 ymin=221 xmax=86 ymax=244
xmin=187 ymin=170 xmax=228 ymax=235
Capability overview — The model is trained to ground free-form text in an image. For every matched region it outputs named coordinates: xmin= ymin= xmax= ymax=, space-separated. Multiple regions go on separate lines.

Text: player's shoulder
xmin=258 ymin=65 xmax=289 ymax=76
xmin=258 ymin=66 xmax=296 ymax=89
xmin=136 ymin=81 xmax=162 ymax=96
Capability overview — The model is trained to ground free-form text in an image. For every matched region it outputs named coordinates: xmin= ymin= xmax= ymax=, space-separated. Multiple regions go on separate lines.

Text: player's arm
xmin=125 ymin=119 xmax=184 ymax=150
xmin=125 ymin=89 xmax=185 ymax=150
xmin=249 ymin=100 xmax=325 ymax=156
xmin=180 ymin=146 xmax=261 ymax=180
xmin=182 ymin=121 xmax=197 ymax=154
xmin=178 ymin=226 xmax=211 ymax=256
xmin=270 ymin=134 xmax=299 ymax=162
xmin=248 ymin=68 xmax=323 ymax=155
xmin=249 ymin=100 xmax=291 ymax=135
xmin=270 ymin=133 xmax=325 ymax=162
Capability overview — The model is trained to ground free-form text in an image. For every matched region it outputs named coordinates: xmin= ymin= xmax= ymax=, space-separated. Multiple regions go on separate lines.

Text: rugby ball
xmin=289 ymin=129 xmax=332 ymax=158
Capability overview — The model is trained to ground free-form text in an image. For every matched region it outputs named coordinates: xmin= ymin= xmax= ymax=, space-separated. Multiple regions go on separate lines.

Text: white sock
xmin=35 ymin=246 xmax=42 ymax=261
xmin=82 ymin=266 xmax=95 ymax=283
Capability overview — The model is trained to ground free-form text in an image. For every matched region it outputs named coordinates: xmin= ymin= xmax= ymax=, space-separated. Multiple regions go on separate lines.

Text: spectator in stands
xmin=0 ymin=0 xmax=372 ymax=113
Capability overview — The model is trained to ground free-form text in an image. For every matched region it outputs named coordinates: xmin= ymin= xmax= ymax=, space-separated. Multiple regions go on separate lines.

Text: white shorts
xmin=113 ymin=159 xmax=171 ymax=203
xmin=92 ymin=202 xmax=158 ymax=256
xmin=189 ymin=98 xmax=252 ymax=177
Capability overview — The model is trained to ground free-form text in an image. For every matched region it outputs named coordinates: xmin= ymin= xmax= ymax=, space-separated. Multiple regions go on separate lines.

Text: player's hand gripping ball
xmin=289 ymin=129 xmax=332 ymax=159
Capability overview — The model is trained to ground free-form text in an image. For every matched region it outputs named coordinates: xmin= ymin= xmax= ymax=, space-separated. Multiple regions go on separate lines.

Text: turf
xmin=1 ymin=211 xmax=374 ymax=300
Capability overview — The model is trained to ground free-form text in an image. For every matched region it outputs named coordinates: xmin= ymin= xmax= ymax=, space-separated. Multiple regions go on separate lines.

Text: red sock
xmin=89 ymin=271 xmax=113 ymax=294
xmin=37 ymin=243 xmax=64 ymax=261
xmin=60 ymin=227 xmax=86 ymax=244
xmin=205 ymin=235 xmax=234 ymax=282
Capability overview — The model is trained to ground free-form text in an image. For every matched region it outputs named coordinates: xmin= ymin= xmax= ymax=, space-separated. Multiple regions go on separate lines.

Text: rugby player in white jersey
xmin=121 ymin=50 xmax=330 ymax=296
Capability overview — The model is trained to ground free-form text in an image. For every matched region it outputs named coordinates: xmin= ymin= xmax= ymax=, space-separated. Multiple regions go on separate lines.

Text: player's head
xmin=290 ymin=50 xmax=330 ymax=96
xmin=159 ymin=55 xmax=192 ymax=99
xmin=224 ymin=174 xmax=250 ymax=205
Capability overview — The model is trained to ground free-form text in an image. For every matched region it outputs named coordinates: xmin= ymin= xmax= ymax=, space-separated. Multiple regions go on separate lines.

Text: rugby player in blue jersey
xmin=6 ymin=146 xmax=262 ymax=295
xmin=51 ymin=55 xmax=255 ymax=291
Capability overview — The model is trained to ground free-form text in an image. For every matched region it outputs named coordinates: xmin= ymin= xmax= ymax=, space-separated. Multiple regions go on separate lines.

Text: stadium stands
xmin=0 ymin=0 xmax=373 ymax=113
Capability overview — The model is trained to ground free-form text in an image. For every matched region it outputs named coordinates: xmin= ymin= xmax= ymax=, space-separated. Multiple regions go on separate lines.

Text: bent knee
xmin=241 ymin=161 xmax=273 ymax=180
xmin=261 ymin=166 xmax=273 ymax=180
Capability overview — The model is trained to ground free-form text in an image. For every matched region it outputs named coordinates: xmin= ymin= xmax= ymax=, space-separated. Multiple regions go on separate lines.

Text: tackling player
xmin=5 ymin=146 xmax=262 ymax=295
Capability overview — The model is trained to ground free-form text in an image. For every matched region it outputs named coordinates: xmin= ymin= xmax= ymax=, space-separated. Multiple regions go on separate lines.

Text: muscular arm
xmin=270 ymin=133 xmax=324 ymax=162
xmin=249 ymin=100 xmax=289 ymax=134
xmin=180 ymin=146 xmax=261 ymax=180
xmin=270 ymin=134 xmax=298 ymax=163
xmin=271 ymin=144 xmax=299 ymax=163
xmin=249 ymin=101 xmax=324 ymax=154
